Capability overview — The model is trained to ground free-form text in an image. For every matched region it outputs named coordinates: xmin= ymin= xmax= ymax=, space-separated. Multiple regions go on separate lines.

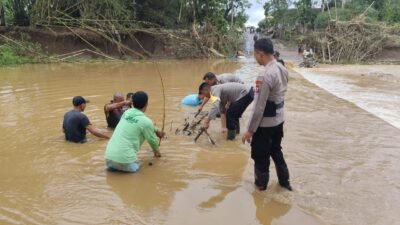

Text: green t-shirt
xmin=105 ymin=108 xmax=159 ymax=163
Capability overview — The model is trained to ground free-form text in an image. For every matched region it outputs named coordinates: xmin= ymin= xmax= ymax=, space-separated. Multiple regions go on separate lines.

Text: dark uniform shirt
xmin=63 ymin=110 xmax=90 ymax=143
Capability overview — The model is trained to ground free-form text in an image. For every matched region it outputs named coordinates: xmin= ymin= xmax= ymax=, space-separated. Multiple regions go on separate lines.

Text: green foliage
xmin=0 ymin=44 xmax=33 ymax=66
xmin=0 ymin=34 xmax=45 ymax=66
xmin=263 ymin=0 xmax=289 ymax=26
xmin=383 ymin=0 xmax=400 ymax=24
xmin=260 ymin=0 xmax=399 ymax=35
xmin=26 ymin=0 xmax=250 ymax=34
xmin=314 ymin=6 xmax=380 ymax=29
xmin=315 ymin=12 xmax=330 ymax=29
xmin=296 ymin=0 xmax=317 ymax=27
xmin=2 ymin=0 xmax=35 ymax=25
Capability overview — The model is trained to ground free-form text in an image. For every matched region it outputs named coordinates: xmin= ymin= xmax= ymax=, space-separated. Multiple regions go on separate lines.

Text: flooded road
xmin=294 ymin=65 xmax=400 ymax=129
xmin=0 ymin=58 xmax=399 ymax=225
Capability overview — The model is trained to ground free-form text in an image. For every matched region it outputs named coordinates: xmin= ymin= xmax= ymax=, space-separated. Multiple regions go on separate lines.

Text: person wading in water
xmin=200 ymin=82 xmax=254 ymax=140
xmin=242 ymin=38 xmax=292 ymax=191
xmin=104 ymin=93 xmax=131 ymax=129
xmin=105 ymin=91 xmax=165 ymax=173
xmin=63 ymin=96 xmax=110 ymax=143
xmin=198 ymin=72 xmax=245 ymax=132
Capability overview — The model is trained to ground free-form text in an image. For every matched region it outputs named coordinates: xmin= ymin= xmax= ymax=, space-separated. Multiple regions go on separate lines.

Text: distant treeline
xmin=258 ymin=0 xmax=400 ymax=39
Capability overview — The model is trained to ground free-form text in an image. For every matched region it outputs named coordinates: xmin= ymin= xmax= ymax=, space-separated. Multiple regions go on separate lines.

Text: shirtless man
xmin=104 ymin=93 xmax=131 ymax=129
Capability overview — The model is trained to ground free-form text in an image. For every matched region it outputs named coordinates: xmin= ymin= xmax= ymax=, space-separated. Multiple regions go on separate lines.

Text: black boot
xmin=276 ymin=165 xmax=292 ymax=191
xmin=227 ymin=130 xmax=236 ymax=140
xmin=254 ymin=168 xmax=269 ymax=191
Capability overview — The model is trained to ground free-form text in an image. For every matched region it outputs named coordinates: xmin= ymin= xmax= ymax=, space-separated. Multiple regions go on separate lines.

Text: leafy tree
xmin=383 ymin=0 xmax=400 ymax=23
xmin=3 ymin=0 xmax=35 ymax=25
xmin=263 ymin=0 xmax=289 ymax=27
xmin=296 ymin=0 xmax=317 ymax=28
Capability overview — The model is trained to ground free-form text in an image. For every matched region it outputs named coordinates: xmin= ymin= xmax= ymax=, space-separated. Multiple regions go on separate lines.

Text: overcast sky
xmin=245 ymin=0 xmax=265 ymax=27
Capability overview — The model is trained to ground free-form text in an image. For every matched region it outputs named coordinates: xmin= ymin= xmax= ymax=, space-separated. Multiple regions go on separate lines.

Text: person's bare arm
xmin=105 ymin=101 xmax=130 ymax=112
xmin=198 ymin=97 xmax=209 ymax=112
xmin=86 ymin=125 xmax=110 ymax=139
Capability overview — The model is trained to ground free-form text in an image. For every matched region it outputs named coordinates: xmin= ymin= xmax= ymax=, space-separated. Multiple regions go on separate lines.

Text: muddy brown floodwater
xmin=0 ymin=58 xmax=399 ymax=225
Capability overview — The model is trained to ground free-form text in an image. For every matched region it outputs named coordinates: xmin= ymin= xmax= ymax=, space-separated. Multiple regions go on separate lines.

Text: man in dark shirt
xmin=63 ymin=96 xmax=110 ymax=143
xmin=104 ymin=93 xmax=131 ymax=129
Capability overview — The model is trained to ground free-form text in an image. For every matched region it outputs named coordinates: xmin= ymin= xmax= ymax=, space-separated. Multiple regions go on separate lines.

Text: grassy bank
xmin=0 ymin=44 xmax=34 ymax=66
xmin=0 ymin=34 xmax=48 ymax=66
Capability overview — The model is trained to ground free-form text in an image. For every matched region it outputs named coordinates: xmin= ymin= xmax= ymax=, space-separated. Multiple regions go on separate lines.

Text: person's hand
xmin=221 ymin=128 xmax=227 ymax=133
xmin=154 ymin=151 xmax=162 ymax=158
xmin=198 ymin=106 xmax=203 ymax=113
xmin=202 ymin=120 xmax=210 ymax=130
xmin=242 ymin=131 xmax=253 ymax=144
xmin=156 ymin=130 xmax=166 ymax=139
xmin=124 ymin=100 xmax=132 ymax=106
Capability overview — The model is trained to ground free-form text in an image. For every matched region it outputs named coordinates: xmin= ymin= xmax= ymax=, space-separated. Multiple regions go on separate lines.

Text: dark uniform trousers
xmin=226 ymin=88 xmax=254 ymax=132
xmin=251 ymin=122 xmax=290 ymax=188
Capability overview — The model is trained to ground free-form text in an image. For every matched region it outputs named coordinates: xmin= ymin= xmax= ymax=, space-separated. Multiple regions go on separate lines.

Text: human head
xmin=126 ymin=92 xmax=134 ymax=106
xmin=254 ymin=38 xmax=274 ymax=66
xmin=113 ymin=92 xmax=124 ymax=103
xmin=203 ymin=72 xmax=218 ymax=86
xmin=132 ymin=91 xmax=148 ymax=112
xmin=72 ymin=96 xmax=89 ymax=112
xmin=198 ymin=82 xmax=211 ymax=99
xmin=254 ymin=35 xmax=258 ymax=41
xmin=273 ymin=51 xmax=280 ymax=60
xmin=126 ymin=92 xmax=134 ymax=101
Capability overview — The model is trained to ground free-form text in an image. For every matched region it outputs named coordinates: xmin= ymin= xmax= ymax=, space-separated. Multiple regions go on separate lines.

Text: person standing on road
xmin=242 ymin=38 xmax=292 ymax=191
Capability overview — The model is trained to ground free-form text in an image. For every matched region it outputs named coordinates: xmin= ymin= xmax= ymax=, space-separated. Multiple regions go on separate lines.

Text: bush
xmin=0 ymin=44 xmax=33 ymax=66
xmin=315 ymin=12 xmax=330 ymax=29
xmin=315 ymin=7 xmax=380 ymax=30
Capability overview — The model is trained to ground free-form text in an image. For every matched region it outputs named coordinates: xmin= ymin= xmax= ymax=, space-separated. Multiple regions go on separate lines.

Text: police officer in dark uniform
xmin=242 ymin=38 xmax=292 ymax=191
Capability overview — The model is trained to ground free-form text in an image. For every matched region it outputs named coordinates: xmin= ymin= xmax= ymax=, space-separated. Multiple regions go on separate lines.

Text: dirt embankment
xmin=0 ymin=26 xmax=209 ymax=60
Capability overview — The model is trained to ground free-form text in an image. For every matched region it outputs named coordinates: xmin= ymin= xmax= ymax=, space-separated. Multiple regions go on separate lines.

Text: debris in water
xmin=177 ymin=111 xmax=216 ymax=145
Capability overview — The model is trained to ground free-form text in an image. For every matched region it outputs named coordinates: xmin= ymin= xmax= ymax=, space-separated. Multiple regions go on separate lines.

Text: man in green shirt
xmin=105 ymin=91 xmax=165 ymax=173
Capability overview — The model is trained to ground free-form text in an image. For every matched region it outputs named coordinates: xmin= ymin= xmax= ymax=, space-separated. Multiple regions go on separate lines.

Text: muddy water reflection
xmin=0 ymin=59 xmax=399 ymax=225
